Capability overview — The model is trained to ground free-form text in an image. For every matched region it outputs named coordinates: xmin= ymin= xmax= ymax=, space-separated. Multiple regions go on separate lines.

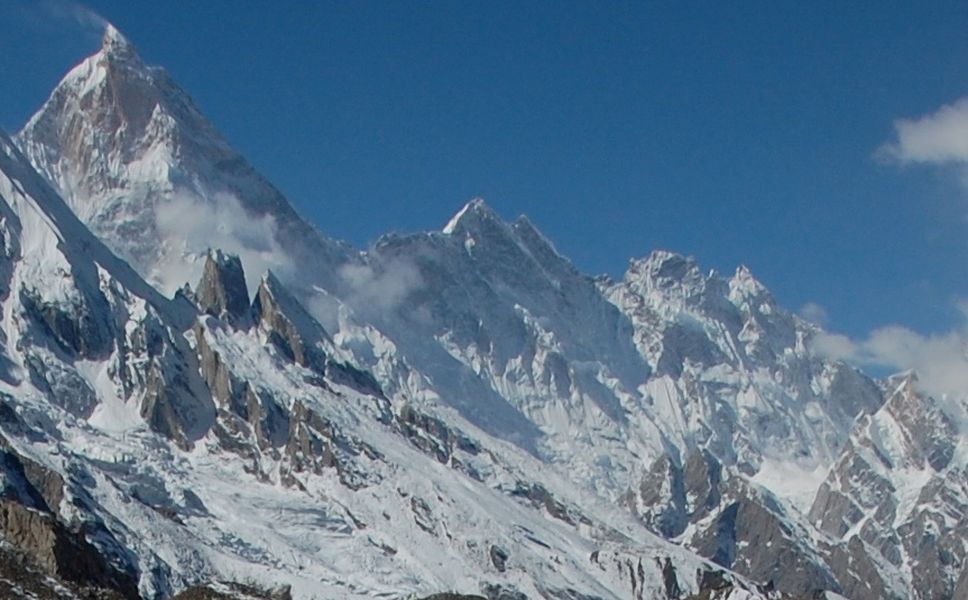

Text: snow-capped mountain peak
xmin=442 ymin=197 xmax=504 ymax=237
xmin=5 ymin=23 xmax=960 ymax=600
xmin=17 ymin=24 xmax=349 ymax=298
xmin=628 ymin=250 xmax=709 ymax=294
xmin=728 ymin=264 xmax=773 ymax=306
xmin=100 ymin=22 xmax=141 ymax=62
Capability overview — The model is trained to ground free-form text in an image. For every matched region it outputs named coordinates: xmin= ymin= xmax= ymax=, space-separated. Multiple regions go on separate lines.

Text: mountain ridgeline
xmin=0 ymin=24 xmax=962 ymax=600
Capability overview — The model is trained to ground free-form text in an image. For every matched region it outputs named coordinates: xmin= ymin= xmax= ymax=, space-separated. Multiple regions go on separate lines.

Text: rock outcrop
xmin=195 ymin=250 xmax=251 ymax=325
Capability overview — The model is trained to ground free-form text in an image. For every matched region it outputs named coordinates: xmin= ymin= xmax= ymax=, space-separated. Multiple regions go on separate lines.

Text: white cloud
xmin=811 ymin=331 xmax=857 ymax=361
xmin=812 ymin=304 xmax=968 ymax=399
xmin=39 ymin=0 xmax=108 ymax=36
xmin=799 ymin=302 xmax=829 ymax=327
xmin=861 ymin=99 xmax=968 ymax=397
xmin=5 ymin=0 xmax=109 ymax=42
xmin=338 ymin=258 xmax=423 ymax=317
xmin=154 ymin=191 xmax=293 ymax=296
xmin=880 ymin=97 xmax=968 ymax=187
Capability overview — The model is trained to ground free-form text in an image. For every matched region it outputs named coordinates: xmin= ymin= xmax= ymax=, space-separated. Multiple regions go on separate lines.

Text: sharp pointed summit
xmin=100 ymin=23 xmax=139 ymax=61
xmin=442 ymin=197 xmax=501 ymax=235
xmin=16 ymin=26 xmax=349 ymax=297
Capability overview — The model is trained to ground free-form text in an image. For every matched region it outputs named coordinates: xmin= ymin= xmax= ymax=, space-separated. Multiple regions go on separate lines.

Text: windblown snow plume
xmin=338 ymin=257 xmax=424 ymax=316
xmin=155 ymin=190 xmax=294 ymax=295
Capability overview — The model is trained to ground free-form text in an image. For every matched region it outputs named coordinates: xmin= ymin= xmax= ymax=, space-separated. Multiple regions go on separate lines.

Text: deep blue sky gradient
xmin=2 ymin=1 xmax=968 ymax=338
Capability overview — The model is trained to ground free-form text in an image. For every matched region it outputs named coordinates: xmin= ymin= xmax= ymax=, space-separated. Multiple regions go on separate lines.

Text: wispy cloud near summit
xmin=41 ymin=0 xmax=108 ymax=34
xmin=7 ymin=0 xmax=109 ymax=44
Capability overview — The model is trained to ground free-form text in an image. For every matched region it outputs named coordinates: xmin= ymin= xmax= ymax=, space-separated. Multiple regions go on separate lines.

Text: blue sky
xmin=3 ymin=1 xmax=968 ymax=344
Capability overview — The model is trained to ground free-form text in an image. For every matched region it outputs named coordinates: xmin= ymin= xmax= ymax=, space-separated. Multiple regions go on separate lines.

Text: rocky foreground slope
xmin=0 ymin=24 xmax=962 ymax=600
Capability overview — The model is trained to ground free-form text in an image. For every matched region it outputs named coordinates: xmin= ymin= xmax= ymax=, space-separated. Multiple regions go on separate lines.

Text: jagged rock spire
xmin=196 ymin=249 xmax=250 ymax=324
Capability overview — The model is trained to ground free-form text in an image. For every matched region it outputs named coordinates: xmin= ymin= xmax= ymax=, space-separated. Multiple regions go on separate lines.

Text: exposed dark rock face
xmin=396 ymin=404 xmax=481 ymax=471
xmin=140 ymin=353 xmax=214 ymax=450
xmin=898 ymin=476 xmax=968 ymax=600
xmin=19 ymin=287 xmax=112 ymax=359
xmin=195 ymin=249 xmax=251 ymax=325
xmin=809 ymin=444 xmax=882 ymax=540
xmin=691 ymin=489 xmax=838 ymax=596
xmin=109 ymin=305 xmax=217 ymax=449
xmin=0 ymin=543 xmax=131 ymax=600
xmin=0 ymin=499 xmax=135 ymax=595
xmin=823 ymin=363 xmax=885 ymax=434
xmin=488 ymin=544 xmax=509 ymax=572
xmin=821 ymin=536 xmax=892 ymax=600
xmin=808 ymin=374 xmax=966 ymax=600
xmin=480 ymin=583 xmax=527 ymax=600
xmin=194 ymin=321 xmax=246 ymax=416
xmin=0 ymin=437 xmax=64 ymax=513
xmin=172 ymin=583 xmax=292 ymax=600
xmin=245 ymin=387 xmax=289 ymax=450
xmin=661 ymin=557 xmax=681 ymax=598
xmin=252 ymin=272 xmax=328 ymax=372
xmin=24 ymin=351 xmax=98 ymax=417
xmin=625 ymin=448 xmax=842 ymax=598
xmin=955 ymin=567 xmax=968 ymax=599
xmin=251 ymin=270 xmax=385 ymax=400
xmin=0 ymin=467 xmax=139 ymax=599
xmin=282 ymin=400 xmax=381 ymax=490
xmin=628 ymin=450 xmax=723 ymax=538
xmin=324 ymin=358 xmax=384 ymax=399
xmin=696 ymin=569 xmax=730 ymax=595
xmin=189 ymin=257 xmax=394 ymax=496
xmin=210 ymin=391 xmax=289 ymax=470
xmin=194 ymin=320 xmax=289 ymax=458
xmin=508 ymin=481 xmax=590 ymax=526
xmin=598 ymin=553 xmax=686 ymax=600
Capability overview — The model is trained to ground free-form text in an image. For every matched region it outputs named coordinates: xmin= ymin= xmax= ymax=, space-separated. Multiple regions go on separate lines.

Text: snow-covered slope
xmin=0 ymin=126 xmax=765 ymax=599
xmin=9 ymin=23 xmax=962 ymax=600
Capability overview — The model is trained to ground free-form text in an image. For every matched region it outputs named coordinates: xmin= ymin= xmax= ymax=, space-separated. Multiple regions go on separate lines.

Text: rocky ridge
xmin=2 ymin=22 xmax=963 ymax=600
xmin=0 ymin=124 xmax=768 ymax=598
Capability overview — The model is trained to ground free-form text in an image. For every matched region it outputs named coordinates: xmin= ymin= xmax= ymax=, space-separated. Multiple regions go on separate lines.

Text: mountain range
xmin=0 ymin=25 xmax=963 ymax=600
